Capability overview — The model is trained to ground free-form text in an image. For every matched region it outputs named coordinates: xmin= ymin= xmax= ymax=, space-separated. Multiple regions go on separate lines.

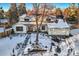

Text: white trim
xmin=13 ymin=24 xmax=28 ymax=33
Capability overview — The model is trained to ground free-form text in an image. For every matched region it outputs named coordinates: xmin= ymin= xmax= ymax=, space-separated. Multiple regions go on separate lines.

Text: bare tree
xmin=33 ymin=3 xmax=54 ymax=45
xmin=33 ymin=3 xmax=40 ymax=45
xmin=39 ymin=3 xmax=46 ymax=29
xmin=0 ymin=7 xmax=4 ymax=19
xmin=39 ymin=3 xmax=55 ymax=27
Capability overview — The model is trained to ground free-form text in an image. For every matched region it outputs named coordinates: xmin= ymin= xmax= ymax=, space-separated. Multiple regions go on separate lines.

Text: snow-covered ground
xmin=0 ymin=32 xmax=79 ymax=56
xmin=0 ymin=34 xmax=27 ymax=56
xmin=70 ymin=29 xmax=79 ymax=35
xmin=13 ymin=33 xmax=79 ymax=56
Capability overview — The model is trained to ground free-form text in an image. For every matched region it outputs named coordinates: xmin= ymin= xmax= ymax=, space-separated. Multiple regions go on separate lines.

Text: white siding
xmin=48 ymin=28 xmax=70 ymax=35
xmin=13 ymin=24 xmax=28 ymax=33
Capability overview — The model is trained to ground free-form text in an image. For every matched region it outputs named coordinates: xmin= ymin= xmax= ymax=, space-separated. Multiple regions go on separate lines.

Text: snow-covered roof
xmin=48 ymin=15 xmax=56 ymax=18
xmin=19 ymin=14 xmax=27 ymax=18
xmin=0 ymin=19 xmax=9 ymax=23
xmin=47 ymin=19 xmax=69 ymax=28
xmin=19 ymin=14 xmax=35 ymax=22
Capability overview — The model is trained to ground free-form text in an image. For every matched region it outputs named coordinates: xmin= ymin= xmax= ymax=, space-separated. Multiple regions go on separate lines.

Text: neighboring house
xmin=0 ymin=19 xmax=12 ymax=37
xmin=0 ymin=19 xmax=9 ymax=26
xmin=47 ymin=19 xmax=70 ymax=36
xmin=0 ymin=27 xmax=12 ymax=37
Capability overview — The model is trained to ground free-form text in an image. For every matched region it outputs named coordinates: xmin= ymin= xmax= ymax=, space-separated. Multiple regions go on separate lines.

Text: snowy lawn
xmin=0 ymin=34 xmax=27 ymax=56
xmin=0 ymin=33 xmax=79 ymax=56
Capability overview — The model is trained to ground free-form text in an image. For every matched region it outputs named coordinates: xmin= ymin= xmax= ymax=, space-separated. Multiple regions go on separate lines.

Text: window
xmin=16 ymin=26 xmax=23 ymax=31
xmin=46 ymin=18 xmax=51 ymax=22
xmin=24 ymin=19 xmax=29 ymax=22
xmin=56 ymin=15 xmax=64 ymax=19
xmin=42 ymin=26 xmax=45 ymax=30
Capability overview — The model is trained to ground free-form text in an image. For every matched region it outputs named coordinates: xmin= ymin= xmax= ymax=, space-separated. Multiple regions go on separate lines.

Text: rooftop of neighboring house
xmin=47 ymin=19 xmax=70 ymax=28
xmin=0 ymin=19 xmax=9 ymax=23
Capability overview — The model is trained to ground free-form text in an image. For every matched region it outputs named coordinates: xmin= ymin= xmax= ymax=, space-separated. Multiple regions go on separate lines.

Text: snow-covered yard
xmin=13 ymin=33 xmax=79 ymax=56
xmin=70 ymin=29 xmax=79 ymax=35
xmin=0 ymin=32 xmax=79 ymax=56
xmin=0 ymin=34 xmax=27 ymax=56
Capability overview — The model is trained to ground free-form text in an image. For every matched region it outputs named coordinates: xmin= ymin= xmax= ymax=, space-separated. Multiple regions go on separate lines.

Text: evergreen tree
xmin=0 ymin=7 xmax=4 ymax=19
xmin=18 ymin=3 xmax=26 ymax=16
xmin=7 ymin=3 xmax=18 ymax=22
